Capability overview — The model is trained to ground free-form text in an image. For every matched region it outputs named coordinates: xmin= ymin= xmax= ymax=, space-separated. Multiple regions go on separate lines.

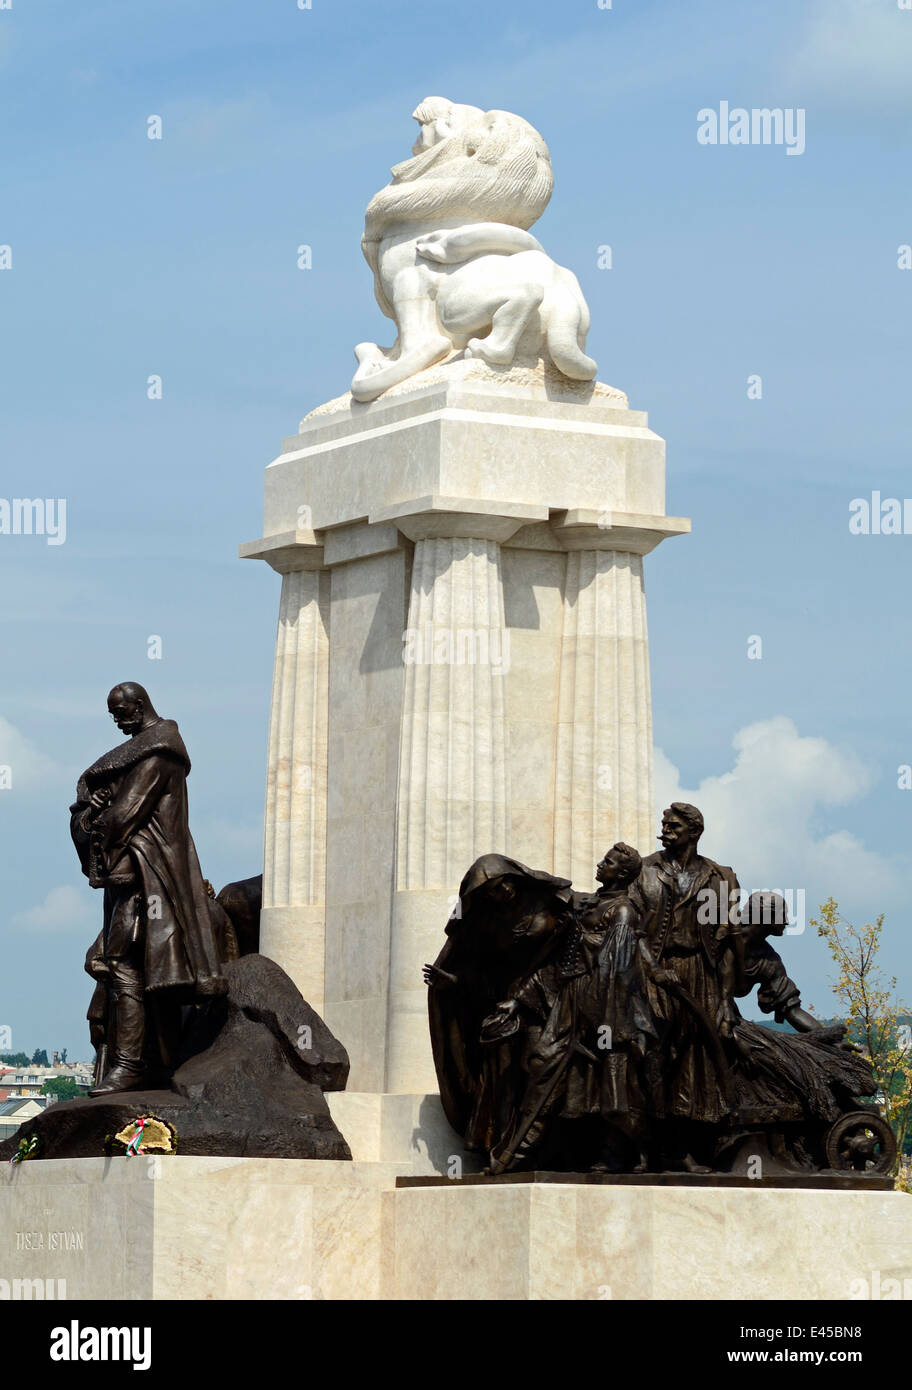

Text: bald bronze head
xmin=107 ymin=683 xmax=159 ymax=737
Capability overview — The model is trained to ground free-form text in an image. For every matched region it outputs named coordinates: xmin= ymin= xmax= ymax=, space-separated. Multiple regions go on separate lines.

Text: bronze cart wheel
xmin=825 ymin=1111 xmax=897 ymax=1175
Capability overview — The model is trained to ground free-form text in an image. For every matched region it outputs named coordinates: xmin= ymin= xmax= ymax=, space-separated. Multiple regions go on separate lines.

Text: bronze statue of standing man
xmin=71 ymin=683 xmax=227 ymax=1095
xmin=629 ymin=802 xmax=742 ymax=1171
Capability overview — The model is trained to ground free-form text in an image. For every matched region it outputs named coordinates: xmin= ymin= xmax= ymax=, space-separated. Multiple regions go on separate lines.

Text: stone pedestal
xmin=327 ymin=1091 xmax=483 ymax=1175
xmin=241 ymin=360 xmax=689 ymax=1093
xmin=4 ymin=1157 xmax=909 ymax=1301
xmin=0 ymin=1156 xmax=404 ymax=1301
xmin=385 ymin=1180 xmax=912 ymax=1301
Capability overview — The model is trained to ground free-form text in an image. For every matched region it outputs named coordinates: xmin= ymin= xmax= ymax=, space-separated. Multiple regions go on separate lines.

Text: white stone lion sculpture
xmin=351 ymin=97 xmax=597 ymax=403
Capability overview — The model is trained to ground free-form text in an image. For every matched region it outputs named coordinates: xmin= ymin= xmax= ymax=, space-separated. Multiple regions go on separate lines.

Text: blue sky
xmin=1 ymin=0 xmax=910 ymax=1057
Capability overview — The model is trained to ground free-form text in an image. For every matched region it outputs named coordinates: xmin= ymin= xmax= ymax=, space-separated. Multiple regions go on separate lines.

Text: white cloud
xmin=783 ymin=0 xmax=912 ymax=110
xmin=12 ymin=885 xmax=97 ymax=935
xmin=654 ymin=716 xmax=893 ymax=907
xmin=0 ymin=715 xmax=61 ymax=793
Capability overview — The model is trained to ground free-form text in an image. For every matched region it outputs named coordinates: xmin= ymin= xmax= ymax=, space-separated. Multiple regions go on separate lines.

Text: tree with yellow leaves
xmin=811 ymin=897 xmax=912 ymax=1171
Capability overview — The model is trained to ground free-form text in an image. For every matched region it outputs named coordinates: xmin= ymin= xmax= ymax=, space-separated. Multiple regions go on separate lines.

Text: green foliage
xmin=812 ymin=898 xmax=912 ymax=1165
xmin=30 ymin=1048 xmax=49 ymax=1067
xmin=0 ymin=1052 xmax=30 ymax=1068
xmin=40 ymin=1077 xmax=81 ymax=1100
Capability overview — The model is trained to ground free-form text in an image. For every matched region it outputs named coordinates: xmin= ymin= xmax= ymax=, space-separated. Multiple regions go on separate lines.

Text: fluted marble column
xmin=388 ymin=534 xmax=511 ymax=1091
xmin=260 ymin=565 xmax=331 ymax=1010
xmin=553 ymin=549 xmax=654 ymax=889
xmin=397 ymin=537 xmax=509 ymax=887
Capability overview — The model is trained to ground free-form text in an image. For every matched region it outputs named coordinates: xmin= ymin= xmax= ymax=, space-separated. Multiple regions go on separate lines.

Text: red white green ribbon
xmin=125 ymin=1118 xmax=148 ymax=1157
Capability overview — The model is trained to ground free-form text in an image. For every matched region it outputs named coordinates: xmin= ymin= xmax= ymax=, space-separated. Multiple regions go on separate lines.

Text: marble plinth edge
xmin=396 ymin=1169 xmax=896 ymax=1191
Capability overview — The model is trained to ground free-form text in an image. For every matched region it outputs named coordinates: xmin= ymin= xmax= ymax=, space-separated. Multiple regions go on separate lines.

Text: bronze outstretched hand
xmin=423 ymin=963 xmax=458 ymax=989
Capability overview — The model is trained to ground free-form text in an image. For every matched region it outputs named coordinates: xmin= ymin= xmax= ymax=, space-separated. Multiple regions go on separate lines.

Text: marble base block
xmin=327 ymin=1091 xmax=482 ymax=1175
xmin=386 ymin=1182 xmax=912 ymax=1301
xmin=0 ymin=1156 xmax=405 ymax=1301
xmin=4 ymin=1156 xmax=908 ymax=1301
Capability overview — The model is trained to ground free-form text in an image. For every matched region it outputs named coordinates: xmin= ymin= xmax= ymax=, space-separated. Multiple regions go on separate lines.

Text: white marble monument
xmin=242 ymin=97 xmax=689 ymax=1113
xmin=3 ymin=99 xmax=908 ymax=1310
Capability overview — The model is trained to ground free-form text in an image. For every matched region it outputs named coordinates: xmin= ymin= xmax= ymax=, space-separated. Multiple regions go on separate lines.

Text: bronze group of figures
xmin=41 ymin=682 xmax=896 ymax=1179
xmin=427 ymin=804 xmax=896 ymax=1177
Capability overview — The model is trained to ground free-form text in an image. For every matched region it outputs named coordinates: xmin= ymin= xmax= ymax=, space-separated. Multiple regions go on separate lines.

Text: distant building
xmin=0 ymin=1065 xmax=93 ymax=1098
xmin=0 ymin=1095 xmax=49 ymax=1142
xmin=2 ymin=1071 xmax=45 ymax=1096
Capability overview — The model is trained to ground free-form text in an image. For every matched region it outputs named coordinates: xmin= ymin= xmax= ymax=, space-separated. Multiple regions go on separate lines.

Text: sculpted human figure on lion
xmin=351 ymin=97 xmax=598 ymax=402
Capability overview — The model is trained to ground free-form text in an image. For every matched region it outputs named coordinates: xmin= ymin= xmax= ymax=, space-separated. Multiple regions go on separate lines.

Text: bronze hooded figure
xmin=72 ymin=683 xmax=227 ymax=1096
xmin=424 ymin=853 xmax=574 ymax=1157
